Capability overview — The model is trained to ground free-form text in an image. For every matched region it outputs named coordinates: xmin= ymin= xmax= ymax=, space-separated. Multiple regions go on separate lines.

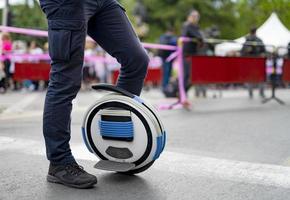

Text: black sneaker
xmin=47 ymin=163 xmax=97 ymax=189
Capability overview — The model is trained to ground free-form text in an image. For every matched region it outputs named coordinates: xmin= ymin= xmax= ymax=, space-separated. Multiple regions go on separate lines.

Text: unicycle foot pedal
xmin=94 ymin=160 xmax=135 ymax=172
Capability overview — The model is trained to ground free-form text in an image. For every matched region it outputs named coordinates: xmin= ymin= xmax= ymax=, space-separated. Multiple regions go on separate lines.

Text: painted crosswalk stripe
xmin=1 ymin=93 xmax=39 ymax=114
xmin=1 ymin=136 xmax=290 ymax=188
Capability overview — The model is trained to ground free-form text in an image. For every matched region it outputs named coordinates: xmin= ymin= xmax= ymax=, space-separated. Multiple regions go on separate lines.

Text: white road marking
xmin=1 ymin=136 xmax=290 ymax=188
xmin=0 ymin=136 xmax=15 ymax=144
xmin=154 ymin=151 xmax=290 ymax=188
xmin=0 ymin=136 xmax=43 ymax=153
xmin=0 ymin=136 xmax=97 ymax=161
xmin=0 ymin=111 xmax=43 ymax=120
xmin=0 ymin=107 xmax=86 ymax=120
xmin=1 ymin=93 xmax=39 ymax=114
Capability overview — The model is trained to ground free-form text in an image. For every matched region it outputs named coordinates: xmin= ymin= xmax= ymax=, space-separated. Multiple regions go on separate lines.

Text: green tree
xmin=235 ymin=0 xmax=290 ymax=36
xmin=2 ymin=0 xmax=290 ymax=43
xmin=122 ymin=0 xmax=239 ymax=41
xmin=3 ymin=0 xmax=47 ymax=45
xmin=120 ymin=0 xmax=290 ymax=42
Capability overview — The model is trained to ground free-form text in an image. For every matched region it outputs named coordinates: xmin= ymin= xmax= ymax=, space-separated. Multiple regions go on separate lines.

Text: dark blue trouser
xmin=40 ymin=0 xmax=149 ymax=165
xmin=161 ymin=59 xmax=172 ymax=91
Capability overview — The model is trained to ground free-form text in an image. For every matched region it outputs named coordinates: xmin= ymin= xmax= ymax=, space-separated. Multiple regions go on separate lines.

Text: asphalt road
xmin=1 ymin=88 xmax=290 ymax=200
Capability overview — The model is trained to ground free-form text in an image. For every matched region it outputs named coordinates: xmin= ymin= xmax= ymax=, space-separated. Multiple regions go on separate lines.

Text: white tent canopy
xmin=215 ymin=13 xmax=290 ymax=56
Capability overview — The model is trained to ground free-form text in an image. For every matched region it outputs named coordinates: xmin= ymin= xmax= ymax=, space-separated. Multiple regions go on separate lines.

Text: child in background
xmin=1 ymin=33 xmax=12 ymax=91
xmin=2 ymin=33 xmax=12 ymax=53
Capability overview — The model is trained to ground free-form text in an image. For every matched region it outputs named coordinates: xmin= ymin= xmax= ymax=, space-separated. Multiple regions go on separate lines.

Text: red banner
xmin=14 ymin=63 xmax=50 ymax=81
xmin=282 ymin=59 xmax=290 ymax=82
xmin=13 ymin=62 xmax=163 ymax=84
xmin=191 ymin=56 xmax=266 ymax=84
xmin=112 ymin=68 xmax=162 ymax=85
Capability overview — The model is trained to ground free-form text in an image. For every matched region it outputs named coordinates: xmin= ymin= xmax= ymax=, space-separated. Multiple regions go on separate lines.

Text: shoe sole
xmin=47 ymin=175 xmax=97 ymax=189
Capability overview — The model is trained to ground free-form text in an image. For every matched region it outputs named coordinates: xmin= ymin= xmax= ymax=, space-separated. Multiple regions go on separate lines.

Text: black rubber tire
xmin=118 ymin=161 xmax=155 ymax=175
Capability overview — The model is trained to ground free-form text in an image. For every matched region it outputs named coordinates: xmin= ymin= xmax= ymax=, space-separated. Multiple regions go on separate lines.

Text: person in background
xmin=202 ymin=25 xmax=220 ymax=56
xmin=29 ymin=40 xmax=44 ymax=55
xmin=241 ymin=27 xmax=266 ymax=99
xmin=158 ymin=26 xmax=177 ymax=96
xmin=83 ymin=40 xmax=97 ymax=89
xmin=1 ymin=33 xmax=13 ymax=92
xmin=181 ymin=9 xmax=205 ymax=97
xmin=10 ymin=41 xmax=27 ymax=90
xmin=241 ymin=27 xmax=265 ymax=57
xmin=94 ymin=44 xmax=108 ymax=84
xmin=28 ymin=40 xmax=44 ymax=91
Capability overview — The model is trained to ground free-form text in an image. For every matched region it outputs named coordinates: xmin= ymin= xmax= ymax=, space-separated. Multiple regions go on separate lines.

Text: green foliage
xmin=235 ymin=0 xmax=290 ymax=37
xmin=121 ymin=0 xmax=290 ymax=42
xmin=0 ymin=9 xmax=2 ymax=23
xmin=5 ymin=0 xmax=47 ymax=45
xmin=1 ymin=0 xmax=290 ymax=44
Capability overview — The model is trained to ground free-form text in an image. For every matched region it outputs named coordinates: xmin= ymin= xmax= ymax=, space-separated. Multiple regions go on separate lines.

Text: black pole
xmin=2 ymin=0 xmax=9 ymax=26
xmin=262 ymin=53 xmax=285 ymax=105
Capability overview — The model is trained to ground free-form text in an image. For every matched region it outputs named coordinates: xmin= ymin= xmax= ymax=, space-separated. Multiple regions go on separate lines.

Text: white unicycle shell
xmin=81 ymin=84 xmax=166 ymax=174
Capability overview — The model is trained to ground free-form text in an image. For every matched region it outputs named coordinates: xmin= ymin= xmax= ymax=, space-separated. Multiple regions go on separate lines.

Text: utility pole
xmin=2 ymin=0 xmax=9 ymax=26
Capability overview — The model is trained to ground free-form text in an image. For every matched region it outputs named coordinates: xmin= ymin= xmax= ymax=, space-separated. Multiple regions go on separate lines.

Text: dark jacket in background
xmin=158 ymin=33 xmax=177 ymax=59
xmin=181 ymin=22 xmax=203 ymax=56
xmin=241 ymin=35 xmax=265 ymax=57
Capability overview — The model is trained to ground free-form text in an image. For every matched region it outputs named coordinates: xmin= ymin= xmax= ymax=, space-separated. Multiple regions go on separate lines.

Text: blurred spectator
xmin=276 ymin=55 xmax=284 ymax=86
xmin=226 ymin=50 xmax=240 ymax=57
xmin=202 ymin=25 xmax=220 ymax=55
xmin=11 ymin=41 xmax=27 ymax=90
xmin=158 ymin=27 xmax=177 ymax=95
xmin=182 ymin=9 xmax=203 ymax=57
xmin=266 ymin=54 xmax=274 ymax=78
xmin=28 ymin=41 xmax=44 ymax=91
xmin=29 ymin=41 xmax=44 ymax=56
xmin=83 ymin=40 xmax=97 ymax=89
xmin=1 ymin=32 xmax=13 ymax=92
xmin=95 ymin=44 xmax=107 ymax=83
xmin=241 ymin=27 xmax=266 ymax=99
xmin=43 ymin=42 xmax=49 ymax=53
xmin=1 ymin=33 xmax=13 ymax=53
xmin=181 ymin=9 xmax=206 ymax=97
xmin=241 ymin=27 xmax=265 ymax=57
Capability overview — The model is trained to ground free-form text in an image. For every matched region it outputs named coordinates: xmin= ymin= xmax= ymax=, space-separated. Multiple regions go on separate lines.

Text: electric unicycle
xmin=81 ymin=84 xmax=166 ymax=174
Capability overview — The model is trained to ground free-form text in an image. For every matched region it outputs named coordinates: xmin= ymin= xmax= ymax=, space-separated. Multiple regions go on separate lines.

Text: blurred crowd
xmin=0 ymin=32 xmax=49 ymax=93
xmin=158 ymin=9 xmax=290 ymax=99
xmin=1 ymin=8 xmax=290 ymax=97
xmin=0 ymin=31 xmax=162 ymax=94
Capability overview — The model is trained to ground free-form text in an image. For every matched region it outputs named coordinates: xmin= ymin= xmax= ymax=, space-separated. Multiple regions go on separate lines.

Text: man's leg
xmin=41 ymin=0 xmax=86 ymax=165
xmin=87 ymin=1 xmax=149 ymax=96
xmin=40 ymin=0 xmax=97 ymax=188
